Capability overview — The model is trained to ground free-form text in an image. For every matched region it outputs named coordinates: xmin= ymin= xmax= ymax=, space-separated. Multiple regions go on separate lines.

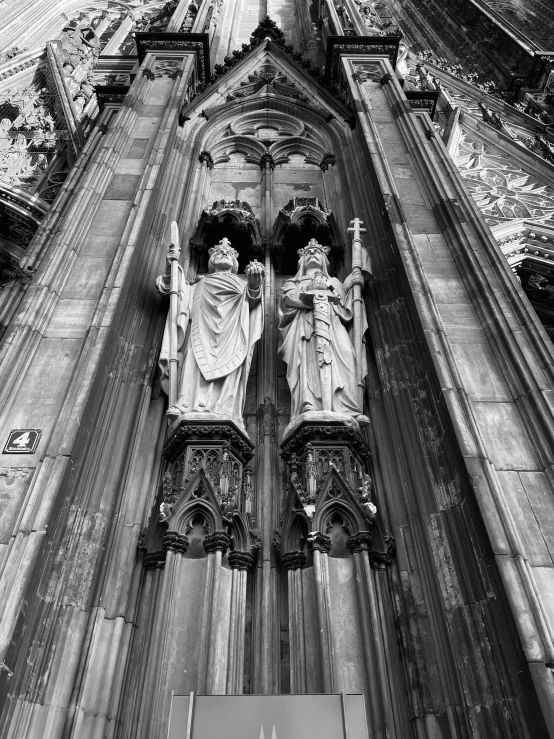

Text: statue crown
xmin=208 ymin=237 xmax=239 ymax=259
xmin=297 ymin=238 xmax=331 ymax=257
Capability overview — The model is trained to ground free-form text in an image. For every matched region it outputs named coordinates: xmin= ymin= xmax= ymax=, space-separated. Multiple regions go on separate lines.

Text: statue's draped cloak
xmin=158 ymin=270 xmax=263 ymax=427
xmin=279 ymin=272 xmax=365 ymax=419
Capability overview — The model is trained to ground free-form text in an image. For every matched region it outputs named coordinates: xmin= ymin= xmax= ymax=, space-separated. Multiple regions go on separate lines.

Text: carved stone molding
xmin=163 ymin=420 xmax=255 ymax=463
xmin=228 ymin=550 xmax=254 ymax=569
xmin=306 ymin=531 xmax=332 ymax=553
xmin=162 ymin=531 xmax=189 ymax=554
xmin=346 ymin=532 xmax=373 ymax=553
xmin=282 ymin=551 xmax=307 ymax=570
xmin=280 ymin=422 xmax=371 ymax=461
xmin=204 ymin=531 xmax=231 ymax=554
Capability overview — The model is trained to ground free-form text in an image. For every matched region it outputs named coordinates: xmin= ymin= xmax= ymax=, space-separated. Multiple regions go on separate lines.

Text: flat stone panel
xmin=301 ymin=567 xmax=322 ymax=693
xmin=412 ymin=234 xmax=434 ymax=261
xmin=519 ymin=472 xmax=554 ymax=561
xmin=5 ymin=338 xmax=82 ymax=446
xmin=166 ymin=557 xmax=207 ymax=696
xmin=427 ymin=233 xmax=455 ymax=261
xmin=530 ymin=566 xmax=554 ymax=629
xmin=328 ymin=557 xmax=367 ymax=692
xmin=437 ymin=304 xmax=486 ymax=342
xmin=103 ymin=174 xmax=141 ymax=201
xmin=45 ymin=299 xmax=97 ymax=338
xmin=125 ymin=137 xmax=150 ymax=159
xmin=424 ymin=262 xmax=472 ymax=304
xmin=60 ymin=256 xmax=112 ymax=300
xmin=137 ymin=104 xmax=167 ymax=118
xmin=471 ymin=401 xmax=541 ymax=470
xmin=131 ymin=118 xmax=163 ymax=138
xmin=0 ymin=467 xmax=34 ymax=544
xmin=450 ymin=341 xmax=511 ymax=400
xmin=79 ymin=201 xmax=133 ymax=257
xmin=402 ymin=203 xmax=443 ymax=235
xmin=496 ymin=471 xmax=552 ymax=566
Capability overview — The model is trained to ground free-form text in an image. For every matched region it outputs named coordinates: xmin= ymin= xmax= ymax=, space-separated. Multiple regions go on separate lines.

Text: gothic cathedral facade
xmin=1 ymin=1 xmax=554 ymax=737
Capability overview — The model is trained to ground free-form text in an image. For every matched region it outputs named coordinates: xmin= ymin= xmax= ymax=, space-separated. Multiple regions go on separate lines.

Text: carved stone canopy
xmin=190 ymin=199 xmax=263 ymax=272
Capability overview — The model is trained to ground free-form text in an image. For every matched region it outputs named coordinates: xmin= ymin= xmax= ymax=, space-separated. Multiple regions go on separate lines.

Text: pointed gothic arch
xmin=271 ymin=198 xmax=343 ymax=274
xmin=190 ymin=199 xmax=264 ymax=272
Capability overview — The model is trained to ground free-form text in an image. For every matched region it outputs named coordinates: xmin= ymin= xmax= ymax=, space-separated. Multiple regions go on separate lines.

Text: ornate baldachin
xmin=282 ymin=551 xmax=307 ymax=570
xmin=204 ymin=531 xmax=231 ymax=554
xmin=228 ymin=550 xmax=254 ymax=569
xmin=306 ymin=531 xmax=332 ymax=553
xmin=346 ymin=532 xmax=373 ymax=553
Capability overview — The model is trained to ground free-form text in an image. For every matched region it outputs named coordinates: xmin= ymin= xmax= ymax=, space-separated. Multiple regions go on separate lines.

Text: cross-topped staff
xmin=347 ymin=217 xmax=367 ymax=408
xmin=167 ymin=221 xmax=181 ymax=408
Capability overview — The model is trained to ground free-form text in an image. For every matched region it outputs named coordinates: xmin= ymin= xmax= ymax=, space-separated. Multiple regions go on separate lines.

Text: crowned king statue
xmin=279 ymin=238 xmax=369 ymax=436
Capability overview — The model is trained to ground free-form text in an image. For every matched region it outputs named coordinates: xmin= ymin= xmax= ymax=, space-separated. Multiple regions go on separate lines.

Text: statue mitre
xmin=208 ymin=237 xmax=239 ymax=260
xmin=297 ymin=238 xmax=331 ymax=257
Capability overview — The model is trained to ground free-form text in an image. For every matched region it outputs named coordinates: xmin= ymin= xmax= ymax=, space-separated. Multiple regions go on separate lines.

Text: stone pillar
xmin=200 ymin=532 xmax=231 ymax=693
xmin=227 ymin=551 xmax=254 ymax=693
xmin=283 ymin=551 xmax=308 ymax=693
xmin=347 ymin=533 xmax=389 ymax=739
xmin=307 ymin=532 xmax=335 ymax=693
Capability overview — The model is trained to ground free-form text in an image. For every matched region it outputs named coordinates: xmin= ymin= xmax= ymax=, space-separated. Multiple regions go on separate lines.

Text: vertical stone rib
xmin=308 ymin=534 xmax=334 ymax=693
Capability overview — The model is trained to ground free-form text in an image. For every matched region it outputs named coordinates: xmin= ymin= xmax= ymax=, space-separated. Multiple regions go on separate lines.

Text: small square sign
xmin=3 ymin=429 xmax=42 ymax=454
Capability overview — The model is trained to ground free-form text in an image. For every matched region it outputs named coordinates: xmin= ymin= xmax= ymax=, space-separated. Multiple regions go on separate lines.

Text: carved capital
xmin=346 ymin=532 xmax=373 ymax=553
xmin=162 ymin=531 xmax=189 ymax=554
xmin=319 ymin=152 xmax=335 ymax=171
xmin=368 ymin=551 xmax=391 ymax=569
xmin=143 ymin=550 xmax=166 ymax=570
xmin=228 ymin=550 xmax=254 ymax=569
xmin=259 ymin=152 xmax=275 ymax=170
xmin=282 ymin=550 xmax=307 ymax=570
xmin=307 ymin=532 xmax=332 ymax=553
xmin=199 ymin=150 xmax=214 ymax=169
xmin=204 ymin=531 xmax=230 ymax=554
xmin=142 ymin=67 xmax=155 ymax=80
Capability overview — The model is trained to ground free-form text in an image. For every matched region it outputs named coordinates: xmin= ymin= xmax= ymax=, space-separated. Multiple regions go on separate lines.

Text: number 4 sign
xmin=3 ymin=429 xmax=42 ymax=454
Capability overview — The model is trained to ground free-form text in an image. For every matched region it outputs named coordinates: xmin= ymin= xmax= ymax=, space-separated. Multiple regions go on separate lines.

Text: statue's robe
xmin=279 ymin=275 xmax=361 ymax=419
xmin=158 ymin=269 xmax=263 ymax=429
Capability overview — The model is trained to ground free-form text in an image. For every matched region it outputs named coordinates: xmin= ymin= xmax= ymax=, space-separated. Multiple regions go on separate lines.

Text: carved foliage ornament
xmin=456 ymin=135 xmax=554 ymax=227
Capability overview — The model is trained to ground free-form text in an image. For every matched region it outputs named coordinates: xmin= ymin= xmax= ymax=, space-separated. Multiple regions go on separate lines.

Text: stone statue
xmin=278 ymin=238 xmax=368 ymax=435
xmin=156 ymin=237 xmax=265 ymax=431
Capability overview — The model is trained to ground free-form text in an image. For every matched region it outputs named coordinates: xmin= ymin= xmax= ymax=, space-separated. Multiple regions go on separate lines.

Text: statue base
xmin=282 ymin=411 xmax=370 ymax=442
xmin=163 ymin=417 xmax=254 ymax=464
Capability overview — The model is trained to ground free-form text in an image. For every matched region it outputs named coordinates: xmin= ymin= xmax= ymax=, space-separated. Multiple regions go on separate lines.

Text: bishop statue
xmin=156 ymin=236 xmax=265 ymax=432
